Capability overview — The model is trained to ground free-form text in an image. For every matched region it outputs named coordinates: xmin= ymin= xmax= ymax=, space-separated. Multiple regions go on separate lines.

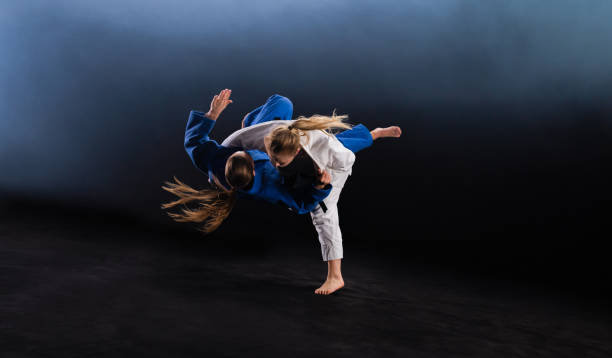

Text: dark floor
xmin=0 ymin=200 xmax=611 ymax=357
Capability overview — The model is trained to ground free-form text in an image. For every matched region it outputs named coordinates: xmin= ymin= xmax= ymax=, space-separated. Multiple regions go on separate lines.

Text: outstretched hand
xmin=315 ymin=168 xmax=332 ymax=189
xmin=205 ymin=88 xmax=233 ymax=121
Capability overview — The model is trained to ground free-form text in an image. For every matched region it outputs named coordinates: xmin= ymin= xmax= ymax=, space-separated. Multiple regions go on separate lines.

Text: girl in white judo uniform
xmin=222 ymin=93 xmax=401 ymax=295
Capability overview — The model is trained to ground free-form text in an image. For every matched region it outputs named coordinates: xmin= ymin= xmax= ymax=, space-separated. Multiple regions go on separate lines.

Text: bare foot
xmin=371 ymin=126 xmax=402 ymax=140
xmin=314 ymin=276 xmax=345 ymax=295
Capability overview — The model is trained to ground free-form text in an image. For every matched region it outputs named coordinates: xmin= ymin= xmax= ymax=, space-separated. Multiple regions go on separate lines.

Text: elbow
xmin=184 ymin=142 xmax=199 ymax=163
xmin=184 ymin=135 xmax=198 ymax=154
xmin=184 ymin=141 xmax=192 ymax=156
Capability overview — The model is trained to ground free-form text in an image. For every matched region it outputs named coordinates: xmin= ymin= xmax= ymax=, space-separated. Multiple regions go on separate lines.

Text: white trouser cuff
xmin=321 ymin=244 xmax=343 ymax=262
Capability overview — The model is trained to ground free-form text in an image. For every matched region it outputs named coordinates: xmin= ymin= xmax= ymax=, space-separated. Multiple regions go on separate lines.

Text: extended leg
xmin=335 ymin=124 xmax=373 ymax=153
xmin=370 ymin=126 xmax=402 ymax=140
xmin=335 ymin=123 xmax=402 ymax=154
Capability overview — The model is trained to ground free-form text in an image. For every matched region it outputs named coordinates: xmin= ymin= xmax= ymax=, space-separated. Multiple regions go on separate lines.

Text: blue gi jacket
xmin=184 ymin=110 xmax=331 ymax=214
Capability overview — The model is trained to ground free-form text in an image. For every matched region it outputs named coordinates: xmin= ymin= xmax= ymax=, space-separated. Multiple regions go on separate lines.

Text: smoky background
xmin=1 ymin=0 xmax=611 ymax=240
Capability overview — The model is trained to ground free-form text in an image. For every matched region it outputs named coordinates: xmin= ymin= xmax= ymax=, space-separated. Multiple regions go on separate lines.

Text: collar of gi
xmin=245 ymin=149 xmax=269 ymax=163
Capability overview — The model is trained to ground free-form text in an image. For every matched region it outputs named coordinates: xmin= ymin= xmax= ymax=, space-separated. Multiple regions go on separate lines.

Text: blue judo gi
xmin=184 ymin=110 xmax=331 ymax=214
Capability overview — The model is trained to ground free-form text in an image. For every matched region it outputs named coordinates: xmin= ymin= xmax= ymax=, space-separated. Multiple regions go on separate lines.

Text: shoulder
xmin=301 ymin=130 xmax=337 ymax=149
xmin=242 ymin=119 xmax=294 ymax=134
xmin=221 ymin=120 xmax=294 ymax=147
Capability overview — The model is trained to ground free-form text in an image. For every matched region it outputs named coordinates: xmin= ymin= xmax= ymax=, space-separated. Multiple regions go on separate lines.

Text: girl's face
xmin=269 ymin=148 xmax=300 ymax=168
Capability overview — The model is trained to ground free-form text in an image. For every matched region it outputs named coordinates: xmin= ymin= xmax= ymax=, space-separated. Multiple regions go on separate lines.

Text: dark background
xmin=2 ymin=0 xmax=611 ymax=240
xmin=2 ymin=1 xmax=612 ymax=356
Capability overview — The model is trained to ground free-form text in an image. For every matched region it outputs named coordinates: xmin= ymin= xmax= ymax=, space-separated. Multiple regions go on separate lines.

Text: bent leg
xmin=244 ymin=94 xmax=293 ymax=128
xmin=242 ymin=105 xmax=263 ymax=128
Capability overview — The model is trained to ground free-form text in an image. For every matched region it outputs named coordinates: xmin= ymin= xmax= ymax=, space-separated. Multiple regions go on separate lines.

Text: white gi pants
xmin=310 ymin=170 xmax=350 ymax=261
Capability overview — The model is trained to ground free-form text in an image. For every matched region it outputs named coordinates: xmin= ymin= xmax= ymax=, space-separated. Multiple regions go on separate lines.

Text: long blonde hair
xmin=161 ymin=153 xmax=254 ymax=233
xmin=267 ymin=109 xmax=352 ymax=155
xmin=161 ymin=176 xmax=236 ymax=233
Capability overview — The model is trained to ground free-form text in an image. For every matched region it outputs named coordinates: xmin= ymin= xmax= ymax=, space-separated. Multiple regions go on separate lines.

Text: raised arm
xmin=184 ymin=89 xmax=233 ymax=173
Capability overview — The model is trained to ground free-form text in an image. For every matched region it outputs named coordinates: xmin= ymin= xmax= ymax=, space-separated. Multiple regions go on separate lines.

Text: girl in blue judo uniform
xmin=162 ymin=89 xmax=401 ymax=295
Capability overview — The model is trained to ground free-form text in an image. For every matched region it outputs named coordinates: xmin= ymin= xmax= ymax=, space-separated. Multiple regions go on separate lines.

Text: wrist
xmin=314 ymin=183 xmax=331 ymax=190
xmin=205 ymin=111 xmax=218 ymax=121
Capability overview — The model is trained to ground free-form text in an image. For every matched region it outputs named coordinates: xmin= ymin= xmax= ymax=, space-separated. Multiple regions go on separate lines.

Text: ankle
xmin=327 ymin=273 xmax=343 ymax=280
xmin=370 ymin=129 xmax=379 ymax=141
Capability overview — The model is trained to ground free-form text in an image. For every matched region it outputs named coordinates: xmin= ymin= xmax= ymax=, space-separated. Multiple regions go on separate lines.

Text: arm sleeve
xmin=184 ymin=110 xmax=223 ymax=174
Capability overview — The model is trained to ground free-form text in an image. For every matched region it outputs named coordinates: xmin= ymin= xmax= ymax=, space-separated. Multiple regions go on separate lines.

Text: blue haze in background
xmin=1 ymin=0 xmax=611 ymax=238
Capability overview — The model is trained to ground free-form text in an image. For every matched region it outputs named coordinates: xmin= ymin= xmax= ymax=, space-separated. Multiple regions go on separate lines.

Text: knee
xmin=268 ymin=94 xmax=293 ymax=111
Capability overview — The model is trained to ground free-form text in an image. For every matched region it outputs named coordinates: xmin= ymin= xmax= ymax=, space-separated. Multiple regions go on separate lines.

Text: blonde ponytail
xmin=267 ymin=109 xmax=352 ymax=154
xmin=161 ymin=176 xmax=236 ymax=233
xmin=290 ymin=109 xmax=352 ymax=133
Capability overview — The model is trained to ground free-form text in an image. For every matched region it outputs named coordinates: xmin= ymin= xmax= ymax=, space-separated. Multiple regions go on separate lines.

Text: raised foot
xmin=314 ymin=277 xmax=345 ymax=295
xmin=371 ymin=126 xmax=402 ymax=140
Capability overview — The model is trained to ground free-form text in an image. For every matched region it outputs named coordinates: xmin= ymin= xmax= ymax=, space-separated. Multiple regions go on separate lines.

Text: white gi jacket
xmin=222 ymin=120 xmax=354 ymax=261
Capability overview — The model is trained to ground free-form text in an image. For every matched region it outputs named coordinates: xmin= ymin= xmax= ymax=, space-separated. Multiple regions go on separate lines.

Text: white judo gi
xmin=222 ymin=120 xmax=354 ymax=261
